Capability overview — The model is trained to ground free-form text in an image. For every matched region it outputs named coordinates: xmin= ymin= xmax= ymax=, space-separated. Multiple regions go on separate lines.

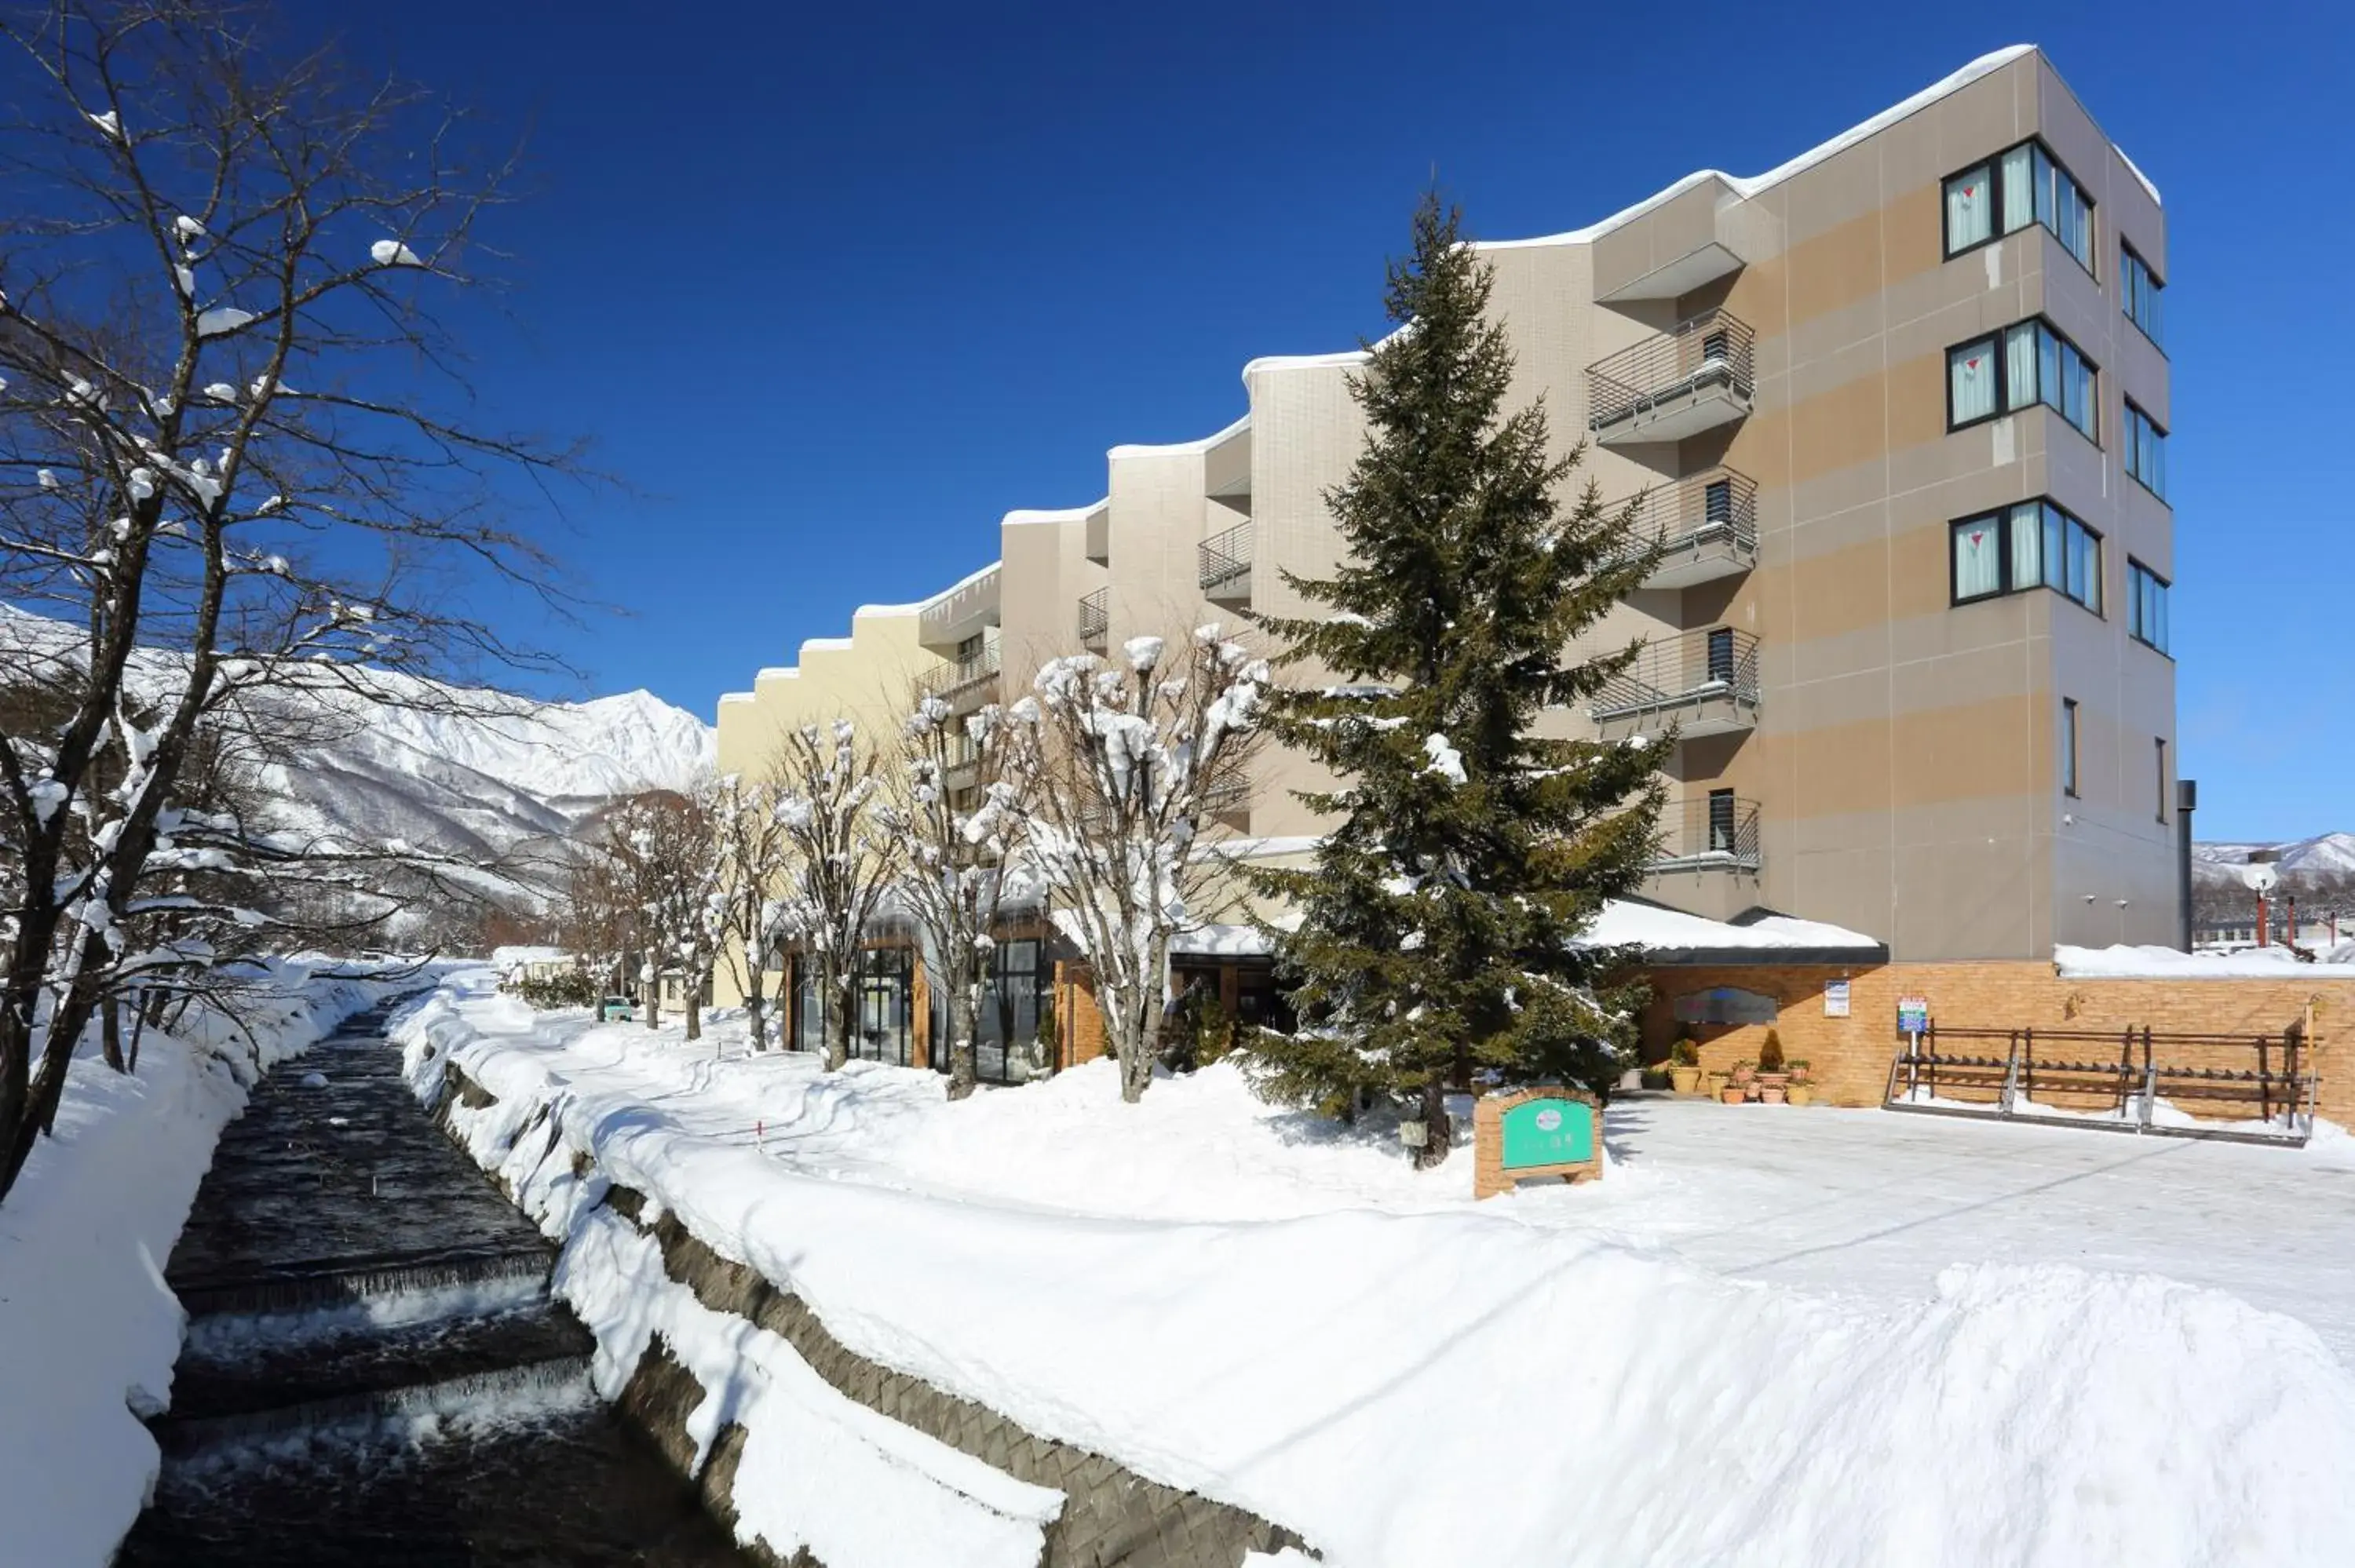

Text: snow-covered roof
xmin=717 ymin=692 xmax=755 ymax=706
xmin=756 ymin=666 xmax=800 ymax=682
xmin=1579 ymin=900 xmax=1886 ymax=962
xmin=1108 ymin=412 xmax=1251 ymax=461
xmin=1478 ymin=46 xmax=2044 ymax=253
xmin=920 ymin=560 xmax=1002 ymax=608
xmin=798 ymin=636 xmax=853 ymax=655
xmin=1003 ymin=502 xmax=1105 ymax=528
xmin=2056 ymin=943 xmax=2355 ymax=979
xmin=1241 ymin=348 xmax=1372 ymax=379
xmin=851 ymin=601 xmax=925 ymax=620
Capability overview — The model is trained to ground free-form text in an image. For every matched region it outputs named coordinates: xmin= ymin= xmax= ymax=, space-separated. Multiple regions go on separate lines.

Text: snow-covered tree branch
xmin=1012 ymin=625 xmax=1265 ymax=1103
xmin=771 ymin=720 xmax=898 ymax=1072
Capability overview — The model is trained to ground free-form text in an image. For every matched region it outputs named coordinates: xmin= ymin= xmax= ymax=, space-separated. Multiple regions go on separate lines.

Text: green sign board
xmin=1500 ymin=1098 xmax=1594 ymax=1171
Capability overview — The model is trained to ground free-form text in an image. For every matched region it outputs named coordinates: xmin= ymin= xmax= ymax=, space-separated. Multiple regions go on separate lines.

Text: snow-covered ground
xmin=0 ymin=963 xmax=414 ymax=1568
xmin=401 ymin=972 xmax=2355 ymax=1568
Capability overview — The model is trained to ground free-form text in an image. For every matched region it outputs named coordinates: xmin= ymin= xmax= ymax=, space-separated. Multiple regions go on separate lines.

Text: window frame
xmin=1949 ymin=498 xmax=2105 ymax=617
xmin=2126 ymin=558 xmax=2171 ymax=656
xmin=2155 ymin=737 xmax=2169 ymax=824
xmin=2122 ymin=242 xmax=2166 ymax=349
xmin=1945 ymin=316 xmax=2101 ymax=444
xmin=1941 ymin=137 xmax=2098 ymax=276
xmin=2124 ymin=399 xmax=2167 ymax=500
xmin=2061 ymin=698 xmax=2081 ymax=799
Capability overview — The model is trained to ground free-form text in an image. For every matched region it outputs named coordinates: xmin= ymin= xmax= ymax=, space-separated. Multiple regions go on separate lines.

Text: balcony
xmin=1612 ymin=469 xmax=1759 ymax=589
xmin=1077 ymin=587 xmax=1108 ymax=651
xmin=915 ymin=640 xmax=1001 ymax=716
xmin=1586 ymin=309 xmax=1755 ymax=446
xmin=1590 ymin=625 xmax=1760 ymax=742
xmin=1648 ymin=796 xmax=1762 ymax=902
xmin=918 ymin=562 xmax=1001 ymax=653
xmin=1198 ymin=520 xmax=1254 ymax=607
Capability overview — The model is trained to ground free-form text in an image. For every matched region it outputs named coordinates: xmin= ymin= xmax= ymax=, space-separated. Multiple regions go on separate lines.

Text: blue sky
xmin=341 ymin=0 xmax=2350 ymax=842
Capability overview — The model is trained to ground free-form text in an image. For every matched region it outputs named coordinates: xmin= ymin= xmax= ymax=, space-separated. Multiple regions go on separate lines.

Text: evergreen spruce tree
xmin=1243 ymin=194 xmax=1667 ymax=1169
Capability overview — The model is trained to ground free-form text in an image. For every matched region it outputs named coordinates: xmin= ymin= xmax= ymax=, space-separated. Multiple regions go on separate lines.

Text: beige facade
xmin=714 ymin=46 xmax=2176 ymax=964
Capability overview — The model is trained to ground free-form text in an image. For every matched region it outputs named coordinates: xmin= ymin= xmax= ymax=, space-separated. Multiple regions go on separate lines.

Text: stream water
xmin=115 ymin=999 xmax=750 ymax=1566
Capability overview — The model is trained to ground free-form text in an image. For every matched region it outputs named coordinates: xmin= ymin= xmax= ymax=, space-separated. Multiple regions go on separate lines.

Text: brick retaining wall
xmin=1640 ymin=961 xmax=2355 ymax=1122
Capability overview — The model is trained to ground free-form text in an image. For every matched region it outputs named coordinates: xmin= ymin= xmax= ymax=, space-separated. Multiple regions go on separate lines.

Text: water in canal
xmin=116 ymin=999 xmax=750 ymax=1566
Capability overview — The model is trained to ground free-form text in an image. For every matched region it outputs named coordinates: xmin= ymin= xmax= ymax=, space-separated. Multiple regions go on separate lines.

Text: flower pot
xmin=1718 ymin=1086 xmax=1746 ymax=1105
xmin=1731 ymin=1066 xmax=1756 ymax=1086
xmin=1757 ymin=1071 xmax=1791 ymax=1091
xmin=1670 ymin=1067 xmax=1702 ymax=1096
xmin=1786 ymin=1084 xmax=1815 ymax=1107
xmin=1758 ymin=1085 xmax=1787 ymax=1105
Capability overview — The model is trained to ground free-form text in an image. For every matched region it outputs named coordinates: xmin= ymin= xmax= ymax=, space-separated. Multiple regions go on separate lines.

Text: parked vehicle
xmin=598 ymin=996 xmax=637 ymax=1023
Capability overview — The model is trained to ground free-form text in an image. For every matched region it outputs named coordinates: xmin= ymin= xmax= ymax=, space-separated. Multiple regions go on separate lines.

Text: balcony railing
xmin=1652 ymin=794 xmax=1762 ymax=873
xmin=1586 ymin=308 xmax=1756 ymax=444
xmin=1197 ymin=520 xmax=1254 ymax=604
xmin=1077 ymin=587 xmax=1109 ymax=649
xmin=1590 ymin=625 xmax=1761 ymax=739
xmin=916 ymin=641 xmax=1002 ymax=711
xmin=1611 ymin=469 xmax=1760 ymax=589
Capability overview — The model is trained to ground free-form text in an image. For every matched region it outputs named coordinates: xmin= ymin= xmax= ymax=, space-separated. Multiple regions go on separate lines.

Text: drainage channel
xmin=116 ymin=998 xmax=751 ymax=1566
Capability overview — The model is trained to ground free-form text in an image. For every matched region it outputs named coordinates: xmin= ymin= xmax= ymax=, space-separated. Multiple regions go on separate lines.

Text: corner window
xmin=1946 ymin=319 xmax=2098 ymax=443
xmin=1951 ymin=499 xmax=2102 ymax=615
xmin=2156 ymin=738 xmax=2169 ymax=824
xmin=2127 ymin=560 xmax=2170 ymax=655
xmin=2062 ymin=698 xmax=2080 ymax=798
xmin=2123 ymin=244 xmax=2165 ymax=346
xmin=2125 ymin=401 xmax=2167 ymax=499
xmin=1943 ymin=139 xmax=2097 ymax=274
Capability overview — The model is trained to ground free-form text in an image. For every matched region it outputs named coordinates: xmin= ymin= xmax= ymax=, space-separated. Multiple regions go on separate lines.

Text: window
xmin=1703 ymin=478 xmax=1732 ymax=525
xmin=2062 ymin=698 xmax=2080 ymax=798
xmin=1946 ymin=319 xmax=2098 ymax=443
xmin=1951 ymin=499 xmax=2102 ymax=614
xmin=2123 ymin=243 xmax=2164 ymax=345
xmin=1943 ymin=139 xmax=2096 ymax=273
xmin=1707 ymin=789 xmax=1738 ymax=855
xmin=2156 ymin=738 xmax=2168 ymax=824
xmin=2125 ymin=401 xmax=2167 ymax=498
xmin=2127 ymin=560 xmax=2170 ymax=654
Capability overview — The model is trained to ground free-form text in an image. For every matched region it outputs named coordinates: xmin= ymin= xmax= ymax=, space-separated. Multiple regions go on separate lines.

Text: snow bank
xmin=2057 ymin=941 xmax=2355 ymax=977
xmin=0 ymin=961 xmax=406 ymax=1567
xmin=401 ymin=975 xmax=2355 ymax=1567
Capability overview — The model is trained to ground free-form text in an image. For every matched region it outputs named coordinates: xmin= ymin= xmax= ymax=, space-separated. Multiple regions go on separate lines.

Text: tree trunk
xmin=101 ymin=1000 xmax=126 ymax=1074
xmin=644 ymin=967 xmax=661 ymax=1030
xmin=126 ymin=998 xmax=148 ymax=1075
xmin=822 ymin=962 xmax=849 ymax=1072
xmin=1114 ymin=982 xmax=1156 ymax=1104
xmin=746 ymin=983 xmax=768 ymax=1053
xmin=1412 ymin=1076 xmax=1451 ymax=1170
xmin=946 ymin=972 xmax=977 ymax=1103
xmin=684 ymin=965 xmax=703 ymax=1042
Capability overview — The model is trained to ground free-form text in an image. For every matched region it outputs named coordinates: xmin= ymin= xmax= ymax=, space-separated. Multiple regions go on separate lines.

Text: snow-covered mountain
xmin=2193 ymin=833 xmax=2355 ymax=884
xmin=2 ymin=603 xmax=714 ymax=896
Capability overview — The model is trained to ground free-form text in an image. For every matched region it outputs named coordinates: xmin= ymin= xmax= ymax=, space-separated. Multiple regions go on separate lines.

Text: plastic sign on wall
xmin=1824 ymin=979 xmax=1851 ymax=1018
xmin=1897 ymin=997 xmax=1930 ymax=1035
xmin=1670 ymin=986 xmax=1779 ymax=1026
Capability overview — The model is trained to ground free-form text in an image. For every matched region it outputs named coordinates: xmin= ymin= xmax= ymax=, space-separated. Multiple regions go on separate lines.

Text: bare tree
xmin=882 ymin=695 xmax=1033 ymax=1101
xmin=1012 ymin=626 xmax=1265 ymax=1103
xmin=710 ymin=771 xmax=793 ymax=1052
xmin=0 ymin=0 xmax=583 ymax=1204
xmin=772 ymin=720 xmax=899 ymax=1072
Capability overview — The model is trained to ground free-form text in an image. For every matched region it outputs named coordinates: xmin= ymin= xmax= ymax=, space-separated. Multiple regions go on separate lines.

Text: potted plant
xmin=1723 ymin=1060 xmax=1754 ymax=1104
xmin=1755 ymin=1030 xmax=1791 ymax=1099
xmin=1668 ymin=1037 xmax=1703 ymax=1096
xmin=1730 ymin=1059 xmax=1757 ymax=1088
xmin=1718 ymin=1076 xmax=1747 ymax=1106
xmin=1786 ymin=1059 xmax=1815 ymax=1107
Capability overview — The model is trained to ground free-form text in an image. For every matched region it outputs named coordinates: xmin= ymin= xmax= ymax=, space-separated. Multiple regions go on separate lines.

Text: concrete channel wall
xmin=430 ymin=1059 xmax=1308 ymax=1568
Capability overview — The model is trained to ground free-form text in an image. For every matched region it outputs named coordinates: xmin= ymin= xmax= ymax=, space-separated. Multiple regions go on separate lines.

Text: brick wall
xmin=1640 ymin=960 xmax=2355 ymax=1122
xmin=1054 ymin=961 xmax=1107 ymax=1070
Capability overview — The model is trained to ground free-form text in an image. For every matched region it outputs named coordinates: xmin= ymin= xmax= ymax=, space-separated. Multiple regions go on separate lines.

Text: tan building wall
xmin=714 ymin=46 xmax=2176 ymax=968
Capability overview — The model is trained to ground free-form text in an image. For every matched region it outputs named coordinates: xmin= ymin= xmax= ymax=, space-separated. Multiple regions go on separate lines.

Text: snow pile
xmin=401 ymin=977 xmax=2355 ymax=1567
xmin=2057 ymin=942 xmax=2355 ymax=978
xmin=1581 ymin=899 xmax=1884 ymax=954
xmin=0 ymin=961 xmax=407 ymax=1568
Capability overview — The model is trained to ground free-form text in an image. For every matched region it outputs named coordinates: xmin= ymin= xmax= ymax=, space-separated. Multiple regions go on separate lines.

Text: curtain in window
xmin=2008 ymin=502 xmax=2042 ymax=589
xmin=2006 ymin=323 xmax=2040 ymax=412
xmin=1950 ymin=339 xmax=1997 ymax=423
xmin=2041 ymin=505 xmax=2066 ymax=592
xmin=2003 ymin=144 xmax=2036 ymax=234
xmin=1946 ymin=164 xmax=1992 ymax=250
xmin=2031 ymin=145 xmax=2056 ymax=232
xmin=1954 ymin=518 xmax=2003 ymax=600
xmin=2060 ymin=180 xmax=2092 ymax=269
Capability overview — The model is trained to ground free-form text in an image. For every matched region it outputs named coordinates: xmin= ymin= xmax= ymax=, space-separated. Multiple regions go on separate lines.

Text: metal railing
xmin=1197 ymin=520 xmax=1254 ymax=602
xmin=1586 ymin=308 xmax=1756 ymax=431
xmin=1652 ymin=794 xmax=1761 ymax=871
xmin=1590 ymin=625 xmax=1761 ymax=724
xmin=1076 ymin=587 xmax=1109 ymax=647
xmin=1612 ymin=469 xmax=1759 ymax=570
xmin=916 ymin=640 xmax=1002 ymax=706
